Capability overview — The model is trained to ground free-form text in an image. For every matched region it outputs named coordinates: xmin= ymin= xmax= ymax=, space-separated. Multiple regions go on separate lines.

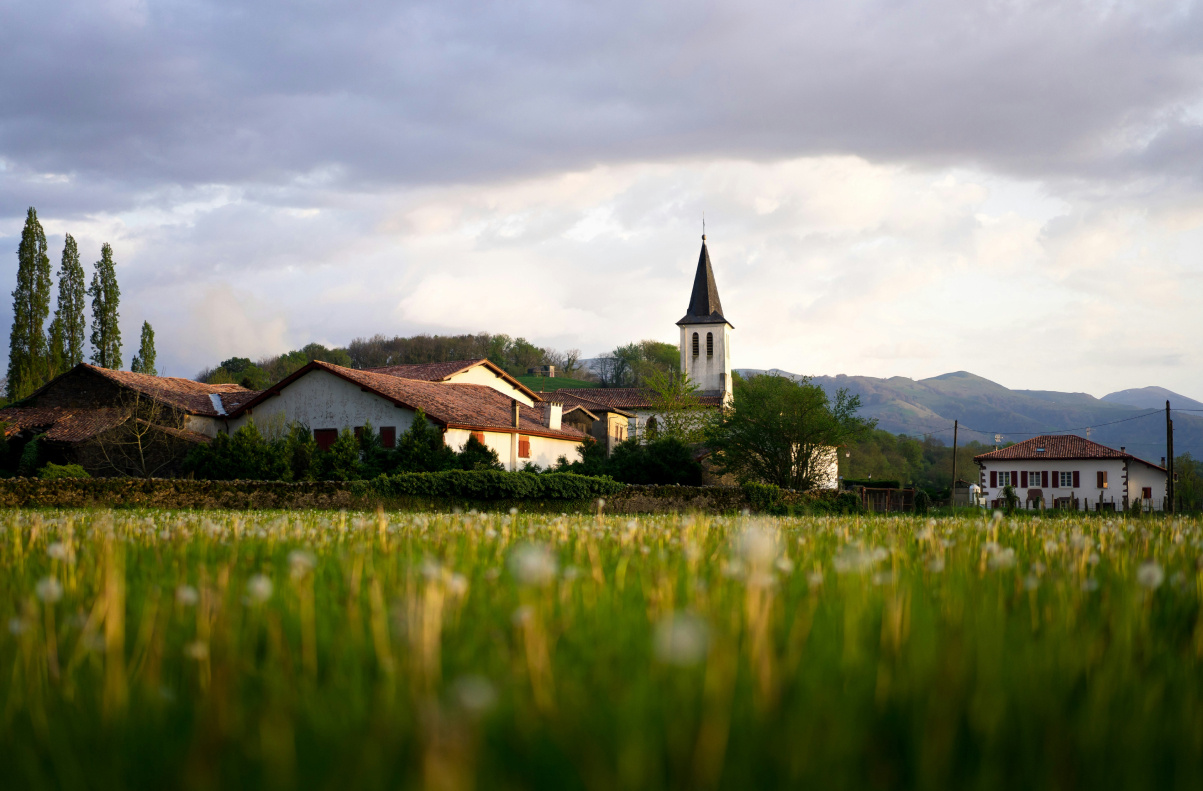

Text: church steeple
xmin=676 ymin=234 xmax=733 ymax=402
xmin=677 ymin=235 xmax=732 ymax=327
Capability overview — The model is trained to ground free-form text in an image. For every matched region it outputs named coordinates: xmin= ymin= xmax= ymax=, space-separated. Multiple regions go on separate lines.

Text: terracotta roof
xmin=559 ymin=404 xmax=599 ymax=422
xmin=974 ymin=434 xmax=1166 ymax=470
xmin=0 ymin=406 xmax=128 ymax=442
xmin=234 ymin=361 xmax=585 ymax=442
xmin=556 ymin=387 xmax=724 ymax=410
xmin=549 ymin=390 xmax=635 ymax=417
xmin=84 ymin=365 xmax=257 ymax=417
xmin=366 ymin=358 xmax=541 ymax=402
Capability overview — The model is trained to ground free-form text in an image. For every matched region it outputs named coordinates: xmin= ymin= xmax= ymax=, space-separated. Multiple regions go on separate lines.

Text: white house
xmin=226 ymin=360 xmax=585 ymax=470
xmin=974 ymin=434 xmax=1168 ymax=511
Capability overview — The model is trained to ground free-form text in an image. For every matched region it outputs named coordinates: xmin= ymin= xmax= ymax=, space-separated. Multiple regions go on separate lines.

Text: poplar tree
xmin=49 ymin=233 xmax=86 ymax=369
xmin=88 ymin=243 xmax=122 ymax=369
xmin=130 ymin=321 xmax=157 ymax=375
xmin=7 ymin=207 xmax=52 ymax=399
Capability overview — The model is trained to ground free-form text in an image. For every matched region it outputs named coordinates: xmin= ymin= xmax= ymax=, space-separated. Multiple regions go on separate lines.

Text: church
xmin=555 ymin=233 xmax=733 ymax=441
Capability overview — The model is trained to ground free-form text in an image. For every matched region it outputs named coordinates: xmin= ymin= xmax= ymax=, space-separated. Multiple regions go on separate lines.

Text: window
xmin=1142 ymin=487 xmax=1153 ymax=500
xmin=518 ymin=436 xmax=531 ymax=458
xmin=1028 ymin=471 xmax=1042 ymax=488
xmin=997 ymin=471 xmax=1011 ymax=487
xmin=692 ymin=333 xmax=699 ymax=357
xmin=1096 ymin=470 xmax=1108 ymax=489
xmin=706 ymin=332 xmax=714 ymax=357
xmin=380 ymin=426 xmax=396 ymax=448
xmin=314 ymin=428 xmax=338 ymax=451
xmin=353 ymin=426 xmax=363 ymax=440
xmin=1060 ymin=471 xmax=1074 ymax=488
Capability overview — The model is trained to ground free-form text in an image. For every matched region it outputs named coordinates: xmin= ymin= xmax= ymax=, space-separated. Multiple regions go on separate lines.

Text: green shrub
xmin=369 ymin=470 xmax=623 ymax=500
xmin=914 ymin=489 xmax=931 ymax=514
xmin=38 ymin=463 xmax=90 ymax=480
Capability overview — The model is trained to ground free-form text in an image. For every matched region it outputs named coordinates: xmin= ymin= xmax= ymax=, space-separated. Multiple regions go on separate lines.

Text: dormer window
xmin=1035 ymin=448 xmax=1045 ymax=453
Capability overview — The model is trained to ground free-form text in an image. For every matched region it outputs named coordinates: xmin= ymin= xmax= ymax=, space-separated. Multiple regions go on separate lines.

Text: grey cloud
xmin=2 ymin=0 xmax=1203 ymax=208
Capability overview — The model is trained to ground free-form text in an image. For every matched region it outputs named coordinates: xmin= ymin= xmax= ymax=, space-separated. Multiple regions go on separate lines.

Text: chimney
xmin=1120 ymin=447 xmax=1125 ymax=453
xmin=512 ymin=399 xmax=521 ymax=429
xmin=1162 ymin=457 xmax=1166 ymax=467
xmin=548 ymin=402 xmax=563 ymax=431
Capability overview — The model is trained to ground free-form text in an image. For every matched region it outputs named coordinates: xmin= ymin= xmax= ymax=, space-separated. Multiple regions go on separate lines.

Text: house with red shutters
xmin=974 ymin=435 xmax=1168 ymax=511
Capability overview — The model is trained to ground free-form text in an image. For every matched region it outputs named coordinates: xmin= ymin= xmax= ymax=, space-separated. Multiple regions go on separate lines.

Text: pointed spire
xmin=677 ymin=235 xmax=732 ymax=327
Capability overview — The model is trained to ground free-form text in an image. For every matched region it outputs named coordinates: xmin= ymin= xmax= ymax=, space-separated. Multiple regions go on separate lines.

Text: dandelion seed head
xmin=175 ymin=585 xmax=199 ymax=606
xmin=1136 ymin=561 xmax=1165 ymax=590
xmin=246 ymin=574 xmax=273 ymax=604
xmin=654 ymin=613 xmax=709 ymax=667
xmin=35 ymin=577 xmax=63 ymax=603
xmin=46 ymin=542 xmax=70 ymax=561
xmin=509 ymin=543 xmax=557 ymax=586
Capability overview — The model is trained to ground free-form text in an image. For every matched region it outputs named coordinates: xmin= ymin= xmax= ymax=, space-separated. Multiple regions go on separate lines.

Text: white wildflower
xmin=988 ymin=548 xmax=1016 ymax=570
xmin=175 ymin=585 xmax=199 ymax=606
xmin=775 ymin=557 xmax=795 ymax=574
xmin=1136 ymin=561 xmax=1164 ymax=590
xmin=46 ymin=542 xmax=70 ymax=561
xmin=653 ymin=613 xmax=709 ymax=667
xmin=806 ymin=570 xmax=824 ymax=589
xmin=511 ymin=605 xmax=534 ymax=627
xmin=246 ymin=574 xmax=274 ymax=604
xmin=927 ymin=558 xmax=945 ymax=573
xmin=288 ymin=550 xmax=316 ymax=580
xmin=509 ymin=543 xmax=558 ymax=586
xmin=35 ymin=577 xmax=63 ymax=603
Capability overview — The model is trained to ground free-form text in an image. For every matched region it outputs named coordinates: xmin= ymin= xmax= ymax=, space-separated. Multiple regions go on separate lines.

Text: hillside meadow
xmin=2 ymin=507 xmax=1202 ymax=790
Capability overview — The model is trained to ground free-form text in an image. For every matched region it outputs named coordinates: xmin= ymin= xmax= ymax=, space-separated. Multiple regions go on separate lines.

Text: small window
xmin=1029 ymin=471 xmax=1041 ymax=487
xmin=1096 ymin=470 xmax=1108 ymax=488
xmin=1060 ymin=471 xmax=1074 ymax=487
xmin=314 ymin=428 xmax=338 ymax=451
xmin=692 ymin=332 xmax=699 ymax=357
xmin=380 ymin=426 xmax=396 ymax=448
xmin=353 ymin=426 xmax=363 ymax=440
xmin=997 ymin=471 xmax=1011 ymax=487
xmin=518 ymin=436 xmax=531 ymax=458
xmin=706 ymin=332 xmax=713 ymax=357
xmin=1142 ymin=487 xmax=1152 ymax=500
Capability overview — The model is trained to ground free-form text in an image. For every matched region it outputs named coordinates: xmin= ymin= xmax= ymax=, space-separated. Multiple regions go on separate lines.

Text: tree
xmin=51 ymin=233 xmax=87 ymax=369
xmin=79 ymin=389 xmax=197 ymax=478
xmin=7 ymin=208 xmax=53 ymax=399
xmin=88 ymin=243 xmax=121 ymax=369
xmin=706 ymin=373 xmax=875 ymax=490
xmin=130 ymin=321 xmax=157 ymax=375
xmin=458 ymin=434 xmax=503 ymax=470
xmin=395 ymin=409 xmax=457 ymax=472
xmin=645 ymin=368 xmax=710 ymax=443
xmin=317 ymin=428 xmax=362 ymax=480
xmin=605 ymin=437 xmax=703 ymax=485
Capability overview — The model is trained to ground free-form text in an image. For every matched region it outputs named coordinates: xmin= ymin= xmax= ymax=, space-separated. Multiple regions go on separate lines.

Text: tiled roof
xmin=974 ymin=434 xmax=1166 ymax=470
xmin=556 ymin=387 xmax=724 ymax=410
xmin=548 ymin=390 xmax=634 ymax=417
xmin=85 ymin=365 xmax=257 ymax=417
xmin=366 ymin=358 xmax=541 ymax=402
xmin=0 ymin=406 xmax=127 ymax=442
xmin=235 ymin=362 xmax=585 ymax=441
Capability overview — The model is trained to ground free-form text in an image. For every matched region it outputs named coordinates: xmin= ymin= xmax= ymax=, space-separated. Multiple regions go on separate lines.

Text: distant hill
xmin=736 ymin=369 xmax=1203 ymax=463
xmin=1101 ymin=386 xmax=1203 ymax=411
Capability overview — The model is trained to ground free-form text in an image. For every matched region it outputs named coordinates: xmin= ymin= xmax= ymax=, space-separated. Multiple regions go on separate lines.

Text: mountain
xmin=735 ymin=369 xmax=1203 ymax=463
xmin=1101 ymin=386 xmax=1203 ymax=412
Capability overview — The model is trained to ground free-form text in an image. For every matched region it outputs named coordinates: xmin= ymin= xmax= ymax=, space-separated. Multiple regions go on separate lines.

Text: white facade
xmin=679 ymin=322 xmax=733 ymax=402
xmin=977 ymin=456 xmax=1167 ymax=511
xmin=442 ymin=366 xmax=535 ymax=407
xmin=444 ymin=428 xmax=582 ymax=471
xmin=229 ymin=368 xmax=420 ymax=437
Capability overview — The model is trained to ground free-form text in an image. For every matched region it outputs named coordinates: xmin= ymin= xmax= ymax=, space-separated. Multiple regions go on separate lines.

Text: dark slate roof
xmin=677 ymin=237 xmax=732 ymax=327
xmin=974 ymin=434 xmax=1166 ymax=471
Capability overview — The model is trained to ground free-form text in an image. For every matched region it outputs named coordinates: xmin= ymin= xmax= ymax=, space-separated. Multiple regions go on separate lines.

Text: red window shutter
xmin=1072 ymin=470 xmax=1080 ymax=488
xmin=1051 ymin=471 xmax=1058 ymax=489
xmin=353 ymin=426 xmax=363 ymax=440
xmin=1096 ymin=471 xmax=1103 ymax=488
xmin=472 ymin=432 xmax=485 ymax=444
xmin=1021 ymin=471 xmax=1028 ymax=488
xmin=380 ymin=426 xmax=396 ymax=448
xmin=990 ymin=470 xmax=997 ymax=488
xmin=1042 ymin=471 xmax=1048 ymax=487
xmin=1011 ymin=470 xmax=1018 ymax=488
xmin=314 ymin=428 xmax=338 ymax=451
xmin=519 ymin=436 xmax=531 ymax=458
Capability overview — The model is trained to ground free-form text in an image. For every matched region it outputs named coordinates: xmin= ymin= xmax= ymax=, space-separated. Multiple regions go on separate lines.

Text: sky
xmin=2 ymin=0 xmax=1203 ymax=398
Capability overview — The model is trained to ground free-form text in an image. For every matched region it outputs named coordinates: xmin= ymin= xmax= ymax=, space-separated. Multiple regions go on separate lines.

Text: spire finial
xmin=702 ymin=212 xmax=706 ymax=241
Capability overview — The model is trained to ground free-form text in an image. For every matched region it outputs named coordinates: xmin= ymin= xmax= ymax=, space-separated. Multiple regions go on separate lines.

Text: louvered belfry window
xmin=706 ymin=332 xmax=713 ymax=357
xmin=692 ymin=333 xmax=699 ymax=356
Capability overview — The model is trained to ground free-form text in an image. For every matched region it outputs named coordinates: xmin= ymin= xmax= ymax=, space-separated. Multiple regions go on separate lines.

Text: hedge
xmin=361 ymin=471 xmax=625 ymax=500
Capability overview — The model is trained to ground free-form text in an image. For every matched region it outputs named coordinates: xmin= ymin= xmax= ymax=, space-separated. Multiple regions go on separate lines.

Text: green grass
xmin=514 ymin=375 xmax=599 ymax=391
xmin=2 ymin=508 xmax=1202 ymax=789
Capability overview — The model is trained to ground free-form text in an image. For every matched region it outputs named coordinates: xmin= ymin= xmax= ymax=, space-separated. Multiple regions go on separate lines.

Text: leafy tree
xmin=457 ymin=434 xmax=503 ymax=471
xmin=553 ymin=436 xmax=608 ymax=476
xmin=645 ymin=368 xmax=710 ymax=443
xmin=317 ymin=428 xmax=362 ymax=480
xmin=130 ymin=321 xmax=157 ymax=375
xmin=88 ymin=243 xmax=121 ymax=369
xmin=51 ymin=233 xmax=87 ymax=369
xmin=284 ymin=423 xmax=318 ymax=481
xmin=7 ymin=208 xmax=53 ymax=399
xmin=605 ymin=437 xmax=703 ymax=485
xmin=395 ymin=410 xmax=458 ymax=472
xmin=706 ymin=373 xmax=875 ymax=490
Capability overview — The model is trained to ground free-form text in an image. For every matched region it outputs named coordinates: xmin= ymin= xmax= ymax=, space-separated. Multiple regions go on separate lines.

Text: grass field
xmin=2 ymin=508 xmax=1202 ymax=790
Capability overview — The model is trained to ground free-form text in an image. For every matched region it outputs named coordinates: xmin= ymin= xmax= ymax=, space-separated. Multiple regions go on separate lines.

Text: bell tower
xmin=677 ymin=234 xmax=733 ymax=403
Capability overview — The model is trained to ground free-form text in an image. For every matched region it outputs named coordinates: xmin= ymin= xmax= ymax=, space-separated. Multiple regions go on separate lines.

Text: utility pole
xmin=1167 ymin=400 xmax=1175 ymax=514
xmin=951 ymin=420 xmax=959 ymax=506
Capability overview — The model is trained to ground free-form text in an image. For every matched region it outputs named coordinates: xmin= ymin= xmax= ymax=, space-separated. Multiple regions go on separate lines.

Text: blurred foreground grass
xmin=2 ymin=507 xmax=1202 ymax=790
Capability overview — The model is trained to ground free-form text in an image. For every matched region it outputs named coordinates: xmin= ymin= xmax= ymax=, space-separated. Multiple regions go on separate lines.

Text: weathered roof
xmin=234 ymin=361 xmax=584 ymax=441
xmin=0 ymin=406 xmax=128 ymax=442
xmin=677 ymin=237 xmax=732 ymax=327
xmin=559 ymin=404 xmax=599 ymax=422
xmin=556 ymin=387 xmax=724 ymax=411
xmin=84 ymin=365 xmax=257 ymax=416
xmin=974 ymin=434 xmax=1166 ymax=471
xmin=550 ymin=390 xmax=636 ymax=417
xmin=366 ymin=358 xmax=541 ymax=402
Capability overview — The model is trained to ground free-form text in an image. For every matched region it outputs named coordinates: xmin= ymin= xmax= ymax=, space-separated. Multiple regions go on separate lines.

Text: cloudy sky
xmin=2 ymin=0 xmax=1203 ymax=397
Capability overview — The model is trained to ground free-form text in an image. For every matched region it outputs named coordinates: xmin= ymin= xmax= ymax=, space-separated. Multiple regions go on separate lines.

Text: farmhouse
xmin=975 ymin=434 xmax=1168 ymax=511
xmin=0 ymin=363 xmax=258 ymax=476
xmin=226 ymin=360 xmax=585 ymax=470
